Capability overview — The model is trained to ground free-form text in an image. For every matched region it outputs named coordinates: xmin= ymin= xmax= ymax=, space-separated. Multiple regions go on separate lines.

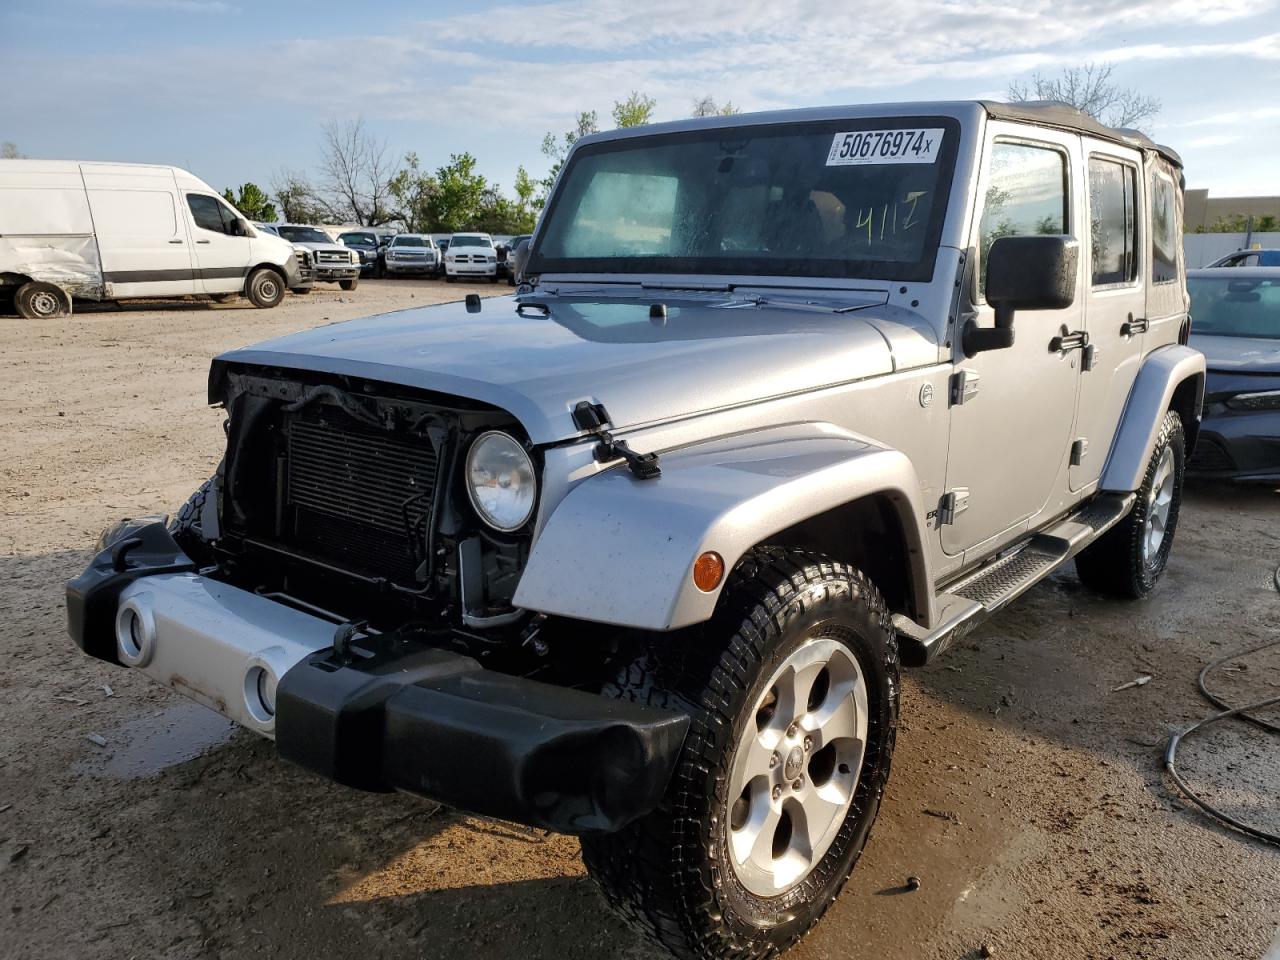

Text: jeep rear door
xmin=1069 ymin=141 xmax=1148 ymax=490
xmin=942 ymin=123 xmax=1085 ymax=559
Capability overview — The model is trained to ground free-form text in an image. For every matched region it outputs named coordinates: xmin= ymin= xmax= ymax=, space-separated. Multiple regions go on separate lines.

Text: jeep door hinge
xmin=950 ymin=369 xmax=980 ymax=405
xmin=1070 ymin=438 xmax=1089 ymax=466
xmin=938 ymin=488 xmax=969 ymax=525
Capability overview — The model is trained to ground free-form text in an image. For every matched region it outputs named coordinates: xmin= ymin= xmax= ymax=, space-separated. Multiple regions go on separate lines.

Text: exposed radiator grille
xmin=315 ymin=250 xmax=350 ymax=264
xmin=284 ymin=414 xmax=438 ymax=579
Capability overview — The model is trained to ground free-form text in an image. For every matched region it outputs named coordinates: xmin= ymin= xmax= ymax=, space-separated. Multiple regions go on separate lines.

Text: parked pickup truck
xmin=271 ymin=224 xmax=361 ymax=290
xmin=68 ymin=101 xmax=1201 ymax=960
xmin=0 ymin=160 xmax=306 ymax=316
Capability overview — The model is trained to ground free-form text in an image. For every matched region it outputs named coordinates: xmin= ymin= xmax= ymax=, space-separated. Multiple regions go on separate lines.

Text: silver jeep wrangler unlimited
xmin=68 ymin=101 xmax=1202 ymax=959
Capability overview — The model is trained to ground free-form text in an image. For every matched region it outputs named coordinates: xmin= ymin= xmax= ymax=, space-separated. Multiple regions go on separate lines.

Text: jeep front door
xmin=1069 ymin=143 xmax=1147 ymax=490
xmin=942 ymin=128 xmax=1085 ymax=559
xmin=184 ymin=193 xmax=252 ymax=294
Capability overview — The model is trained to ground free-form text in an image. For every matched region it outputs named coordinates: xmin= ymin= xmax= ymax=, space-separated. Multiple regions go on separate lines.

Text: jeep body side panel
xmin=1099 ymin=344 xmax=1205 ymax=491
xmin=514 ymin=423 xmax=933 ymax=631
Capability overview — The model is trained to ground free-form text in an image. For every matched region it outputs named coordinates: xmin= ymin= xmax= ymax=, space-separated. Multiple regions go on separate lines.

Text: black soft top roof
xmin=981 ymin=100 xmax=1182 ymax=167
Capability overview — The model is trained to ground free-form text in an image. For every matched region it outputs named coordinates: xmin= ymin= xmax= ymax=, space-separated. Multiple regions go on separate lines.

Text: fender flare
xmin=512 ymin=423 xmax=934 ymax=632
xmin=1100 ymin=344 xmax=1205 ymax=492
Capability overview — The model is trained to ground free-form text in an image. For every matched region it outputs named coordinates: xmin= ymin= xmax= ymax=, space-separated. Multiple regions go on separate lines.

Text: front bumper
xmin=314 ymin=265 xmax=360 ymax=281
xmin=384 ymin=259 xmax=438 ymax=274
xmin=1189 ymin=410 xmax=1280 ymax=482
xmin=446 ymin=262 xmax=496 ymax=276
xmin=66 ymin=524 xmax=688 ymax=834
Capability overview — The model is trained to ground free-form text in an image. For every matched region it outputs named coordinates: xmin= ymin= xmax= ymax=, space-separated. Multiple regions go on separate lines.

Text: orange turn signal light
xmin=692 ymin=551 xmax=725 ymax=592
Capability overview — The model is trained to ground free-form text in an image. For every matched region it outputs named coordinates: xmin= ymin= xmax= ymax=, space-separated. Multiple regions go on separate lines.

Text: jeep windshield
xmin=530 ymin=117 xmax=959 ymax=283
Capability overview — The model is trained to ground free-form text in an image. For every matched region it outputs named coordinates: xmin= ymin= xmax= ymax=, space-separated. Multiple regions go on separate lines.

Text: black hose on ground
xmin=1162 ymin=564 xmax=1280 ymax=847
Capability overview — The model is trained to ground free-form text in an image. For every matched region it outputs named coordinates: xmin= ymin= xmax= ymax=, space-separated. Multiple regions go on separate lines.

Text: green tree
xmin=422 ymin=153 xmax=488 ymax=232
xmin=612 ymin=90 xmax=656 ymax=128
xmin=388 ymin=152 xmax=437 ymax=232
xmin=222 ymin=182 xmax=277 ymax=222
xmin=1 ymin=141 xmax=23 ymax=159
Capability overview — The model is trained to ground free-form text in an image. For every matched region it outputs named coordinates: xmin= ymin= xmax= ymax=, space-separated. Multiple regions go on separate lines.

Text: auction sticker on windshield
xmin=826 ymin=128 xmax=944 ymax=166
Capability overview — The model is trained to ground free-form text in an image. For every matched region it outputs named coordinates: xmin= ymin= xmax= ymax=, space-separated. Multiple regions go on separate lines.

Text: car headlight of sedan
xmin=1225 ymin=389 xmax=1280 ymax=411
xmin=466 ymin=431 xmax=537 ymax=532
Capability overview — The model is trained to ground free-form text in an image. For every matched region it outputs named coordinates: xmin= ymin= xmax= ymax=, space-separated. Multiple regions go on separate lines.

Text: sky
xmin=2 ymin=0 xmax=1278 ymax=205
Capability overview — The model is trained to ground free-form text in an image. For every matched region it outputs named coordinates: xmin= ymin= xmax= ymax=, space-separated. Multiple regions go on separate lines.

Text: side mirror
xmin=964 ymin=235 xmax=1078 ymax=357
xmin=511 ymin=238 xmax=532 ymax=282
xmin=229 ymin=218 xmax=250 ymax=238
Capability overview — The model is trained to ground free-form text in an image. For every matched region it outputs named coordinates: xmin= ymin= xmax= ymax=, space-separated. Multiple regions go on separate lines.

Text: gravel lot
xmin=2 ymin=278 xmax=1277 ymax=960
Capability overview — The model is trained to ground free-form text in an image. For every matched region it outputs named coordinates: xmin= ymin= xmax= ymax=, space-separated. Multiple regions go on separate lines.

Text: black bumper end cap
xmin=65 ymin=521 xmax=195 ymax=664
xmin=275 ymin=648 xmax=690 ymax=836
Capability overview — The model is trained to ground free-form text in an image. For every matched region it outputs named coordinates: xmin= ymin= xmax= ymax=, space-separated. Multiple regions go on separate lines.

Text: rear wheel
xmin=581 ymin=548 xmax=898 ymax=960
xmin=245 ymin=268 xmax=284 ymax=309
xmin=1076 ymin=409 xmax=1185 ymax=598
xmin=210 ymin=293 xmax=238 ymax=304
xmin=15 ymin=281 xmax=71 ymax=319
xmin=339 ymin=278 xmax=358 ymax=292
xmin=290 ymin=286 xmax=311 ymax=295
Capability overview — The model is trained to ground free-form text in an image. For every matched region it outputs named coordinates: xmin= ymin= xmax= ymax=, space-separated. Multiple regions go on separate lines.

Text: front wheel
xmin=581 ymin=548 xmax=898 ymax=960
xmin=444 ymin=273 xmax=456 ymax=283
xmin=339 ymin=278 xmax=358 ymax=291
xmin=1076 ymin=409 xmax=1185 ymax=598
xmin=245 ymin=268 xmax=284 ymax=309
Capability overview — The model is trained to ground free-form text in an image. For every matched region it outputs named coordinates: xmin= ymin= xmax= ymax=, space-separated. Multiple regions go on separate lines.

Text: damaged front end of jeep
xmin=66 ymin=360 xmax=688 ymax=835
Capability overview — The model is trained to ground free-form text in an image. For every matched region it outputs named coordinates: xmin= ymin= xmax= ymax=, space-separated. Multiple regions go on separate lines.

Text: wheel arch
xmin=1100 ymin=344 xmax=1205 ymax=492
xmin=513 ymin=423 xmax=935 ymax=632
xmin=246 ymin=261 xmax=288 ymax=289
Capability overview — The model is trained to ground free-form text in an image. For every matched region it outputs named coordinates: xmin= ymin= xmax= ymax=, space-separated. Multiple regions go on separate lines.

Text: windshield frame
xmin=527 ymin=115 xmax=961 ymax=283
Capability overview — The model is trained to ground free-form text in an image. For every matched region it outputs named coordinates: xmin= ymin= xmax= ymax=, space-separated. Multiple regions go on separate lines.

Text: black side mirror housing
xmin=230 ymin=218 xmax=250 ymax=238
xmin=964 ymin=234 xmax=1079 ymax=357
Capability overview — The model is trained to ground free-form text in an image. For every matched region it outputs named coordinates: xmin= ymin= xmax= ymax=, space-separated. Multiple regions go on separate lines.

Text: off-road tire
xmin=245 ymin=267 xmax=285 ymax=309
xmin=580 ymin=547 xmax=899 ymax=960
xmin=1075 ymin=409 xmax=1185 ymax=598
xmin=168 ymin=473 xmax=218 ymax=567
xmin=15 ymin=281 xmax=71 ymax=319
xmin=339 ymin=278 xmax=358 ymax=292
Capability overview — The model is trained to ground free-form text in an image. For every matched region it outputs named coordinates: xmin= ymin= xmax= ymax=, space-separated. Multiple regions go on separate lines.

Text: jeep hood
xmin=214 ymin=294 xmax=932 ymax=444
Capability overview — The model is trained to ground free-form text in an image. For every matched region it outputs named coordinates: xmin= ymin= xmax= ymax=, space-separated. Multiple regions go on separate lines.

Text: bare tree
xmin=1 ymin=142 xmax=24 ymax=159
xmin=1008 ymin=63 xmax=1160 ymax=131
xmin=270 ymin=168 xmax=331 ymax=224
xmin=691 ymin=96 xmax=740 ymax=118
xmin=318 ymin=118 xmax=400 ymax=226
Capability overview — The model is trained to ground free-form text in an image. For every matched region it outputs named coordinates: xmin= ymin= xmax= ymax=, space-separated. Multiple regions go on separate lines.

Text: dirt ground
xmin=2 ymin=278 xmax=1277 ymax=960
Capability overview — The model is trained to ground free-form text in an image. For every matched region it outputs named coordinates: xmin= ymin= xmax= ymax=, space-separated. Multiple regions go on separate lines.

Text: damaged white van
xmin=0 ymin=160 xmax=308 ymax=318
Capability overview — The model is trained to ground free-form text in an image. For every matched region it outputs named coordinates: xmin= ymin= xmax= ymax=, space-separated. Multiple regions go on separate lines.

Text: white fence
xmin=1184 ymin=232 xmax=1280 ymax=268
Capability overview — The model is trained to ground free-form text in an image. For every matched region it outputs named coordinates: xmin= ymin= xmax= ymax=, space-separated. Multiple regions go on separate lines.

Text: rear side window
xmin=977 ymin=141 xmax=1068 ymax=295
xmin=1150 ymin=173 xmax=1178 ymax=284
xmin=187 ymin=194 xmax=225 ymax=233
xmin=1088 ymin=157 xmax=1138 ymax=286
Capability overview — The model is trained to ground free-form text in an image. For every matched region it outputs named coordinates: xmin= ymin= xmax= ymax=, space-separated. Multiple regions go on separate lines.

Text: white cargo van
xmin=0 ymin=160 xmax=308 ymax=318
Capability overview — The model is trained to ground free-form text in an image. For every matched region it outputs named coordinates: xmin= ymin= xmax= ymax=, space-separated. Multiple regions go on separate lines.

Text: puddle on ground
xmin=72 ymin=700 xmax=237 ymax=779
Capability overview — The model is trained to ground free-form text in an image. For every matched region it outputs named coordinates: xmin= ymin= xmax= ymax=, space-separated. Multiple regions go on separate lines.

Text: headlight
xmin=1225 ymin=389 xmax=1280 ymax=411
xmin=350 ymin=250 xmax=359 ymax=264
xmin=466 ymin=431 xmax=536 ymax=532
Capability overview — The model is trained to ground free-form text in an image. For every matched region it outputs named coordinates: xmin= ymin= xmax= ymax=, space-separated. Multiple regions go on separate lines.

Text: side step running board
xmin=896 ymin=492 xmax=1134 ymax=666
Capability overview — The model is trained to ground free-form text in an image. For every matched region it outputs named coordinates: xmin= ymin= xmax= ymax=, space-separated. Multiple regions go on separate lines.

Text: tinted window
xmin=1089 ymin=157 xmax=1137 ymax=286
xmin=532 ymin=118 xmax=960 ymax=282
xmin=392 ymin=235 xmax=426 ymax=247
xmin=276 ymin=225 xmax=331 ymax=243
xmin=1150 ymin=173 xmax=1178 ymax=283
xmin=187 ymin=194 xmax=226 ymax=233
xmin=452 ymin=235 xmax=491 ymax=248
xmin=978 ymin=142 xmax=1068 ymax=295
xmin=1188 ymin=277 xmax=1280 ymax=338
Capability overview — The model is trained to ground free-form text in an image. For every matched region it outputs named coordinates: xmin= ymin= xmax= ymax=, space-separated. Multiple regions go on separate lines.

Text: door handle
xmin=1121 ymin=314 xmax=1149 ymax=336
xmin=168 ymin=239 xmax=184 ymax=244
xmin=196 ymin=239 xmax=211 ymax=244
xmin=1049 ymin=330 xmax=1089 ymax=353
